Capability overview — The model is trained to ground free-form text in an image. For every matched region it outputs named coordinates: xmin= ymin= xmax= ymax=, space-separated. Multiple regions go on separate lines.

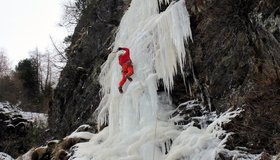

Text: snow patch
xmin=66 ymin=132 xmax=94 ymax=140
xmin=0 ymin=102 xmax=48 ymax=127
xmin=0 ymin=152 xmax=14 ymax=160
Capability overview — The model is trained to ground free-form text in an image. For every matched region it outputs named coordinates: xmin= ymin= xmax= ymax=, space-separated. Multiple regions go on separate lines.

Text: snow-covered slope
xmin=0 ymin=102 xmax=47 ymax=127
xmin=0 ymin=152 xmax=14 ymax=160
xmin=68 ymin=0 xmax=251 ymax=159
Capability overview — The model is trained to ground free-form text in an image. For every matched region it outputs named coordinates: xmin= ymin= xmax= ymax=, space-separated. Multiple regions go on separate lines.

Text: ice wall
xmin=97 ymin=0 xmax=192 ymax=133
xmin=69 ymin=0 xmax=241 ymax=159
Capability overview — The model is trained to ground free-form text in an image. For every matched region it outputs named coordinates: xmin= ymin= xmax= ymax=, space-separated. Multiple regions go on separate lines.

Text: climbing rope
xmin=152 ymin=109 xmax=159 ymax=160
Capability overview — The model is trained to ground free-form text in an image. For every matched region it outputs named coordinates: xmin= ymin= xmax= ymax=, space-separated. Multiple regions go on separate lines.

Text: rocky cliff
xmin=49 ymin=0 xmax=280 ymax=157
xmin=48 ymin=0 xmax=130 ymax=138
xmin=0 ymin=102 xmax=47 ymax=158
xmin=184 ymin=0 xmax=280 ymax=155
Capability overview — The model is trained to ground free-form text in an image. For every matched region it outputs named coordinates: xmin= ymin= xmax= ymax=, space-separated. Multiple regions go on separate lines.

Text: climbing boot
xmin=118 ymin=86 xmax=123 ymax=94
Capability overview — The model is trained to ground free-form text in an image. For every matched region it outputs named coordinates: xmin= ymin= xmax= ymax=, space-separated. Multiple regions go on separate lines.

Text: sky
xmin=0 ymin=0 xmax=69 ymax=68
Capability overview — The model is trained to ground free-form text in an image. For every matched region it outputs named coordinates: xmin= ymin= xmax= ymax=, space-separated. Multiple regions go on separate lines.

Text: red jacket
xmin=118 ymin=48 xmax=131 ymax=66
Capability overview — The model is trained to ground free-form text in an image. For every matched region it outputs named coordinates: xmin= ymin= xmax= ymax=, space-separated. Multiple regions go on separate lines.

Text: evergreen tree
xmin=15 ymin=58 xmax=40 ymax=98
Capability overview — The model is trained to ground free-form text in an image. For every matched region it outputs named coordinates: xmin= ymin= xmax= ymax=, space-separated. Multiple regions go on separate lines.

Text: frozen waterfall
xmin=69 ymin=0 xmax=242 ymax=159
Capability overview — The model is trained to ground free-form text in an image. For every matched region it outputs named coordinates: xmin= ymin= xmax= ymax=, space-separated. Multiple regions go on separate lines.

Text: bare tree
xmin=60 ymin=0 xmax=90 ymax=32
xmin=0 ymin=49 xmax=11 ymax=78
xmin=34 ymin=50 xmax=53 ymax=96
xmin=48 ymin=36 xmax=68 ymax=86
xmin=29 ymin=47 xmax=66 ymax=94
xmin=49 ymin=36 xmax=68 ymax=64
xmin=60 ymin=0 xmax=81 ymax=31
xmin=47 ymin=48 xmax=67 ymax=87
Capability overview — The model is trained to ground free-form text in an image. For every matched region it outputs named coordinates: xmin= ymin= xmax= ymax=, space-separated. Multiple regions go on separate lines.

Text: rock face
xmin=49 ymin=0 xmax=280 ymax=156
xmin=0 ymin=102 xmax=48 ymax=158
xmin=48 ymin=0 xmax=130 ymax=138
xmin=15 ymin=125 xmax=94 ymax=160
xmin=182 ymin=0 xmax=280 ymax=155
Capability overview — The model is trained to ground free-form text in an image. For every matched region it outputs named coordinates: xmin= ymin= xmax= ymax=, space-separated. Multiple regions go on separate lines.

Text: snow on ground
xmin=20 ymin=111 xmax=48 ymax=127
xmin=0 ymin=102 xmax=48 ymax=127
xmin=64 ymin=124 xmax=95 ymax=140
xmin=0 ymin=152 xmax=14 ymax=160
xmin=66 ymin=131 xmax=94 ymax=140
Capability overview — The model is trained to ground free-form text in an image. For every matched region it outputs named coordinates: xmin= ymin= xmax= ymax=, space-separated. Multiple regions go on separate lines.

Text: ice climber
xmin=116 ymin=47 xmax=134 ymax=93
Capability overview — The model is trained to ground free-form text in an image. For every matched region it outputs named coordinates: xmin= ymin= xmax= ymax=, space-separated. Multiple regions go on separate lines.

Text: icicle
xmin=68 ymin=0 xmax=250 ymax=159
xmin=158 ymin=0 xmax=172 ymax=5
xmin=96 ymin=0 xmax=192 ymax=131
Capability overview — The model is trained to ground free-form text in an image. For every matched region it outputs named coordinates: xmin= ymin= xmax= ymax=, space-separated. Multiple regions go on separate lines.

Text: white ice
xmin=69 ymin=0 xmax=247 ymax=160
